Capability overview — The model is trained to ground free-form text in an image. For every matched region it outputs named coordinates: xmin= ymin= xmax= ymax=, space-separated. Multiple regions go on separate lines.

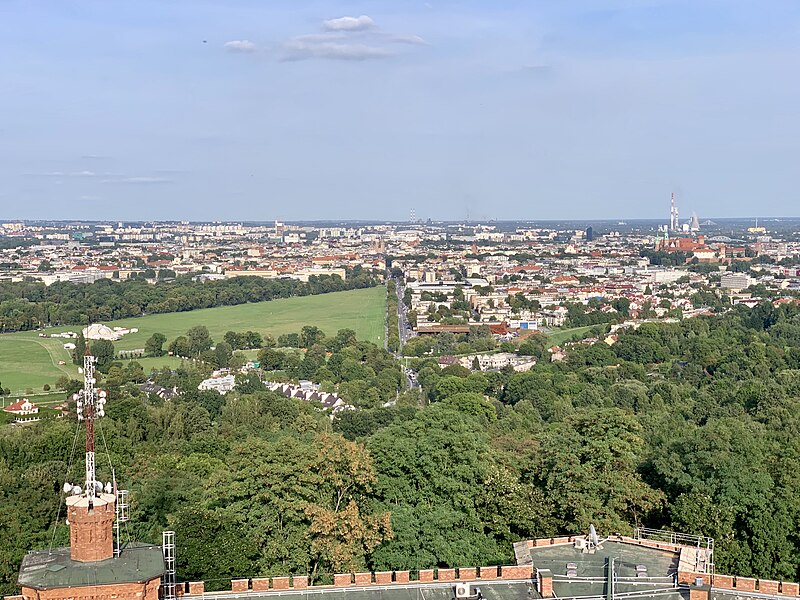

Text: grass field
xmin=0 ymin=287 xmax=385 ymax=395
xmin=546 ymin=325 xmax=598 ymax=346
xmin=0 ymin=336 xmax=80 ymax=392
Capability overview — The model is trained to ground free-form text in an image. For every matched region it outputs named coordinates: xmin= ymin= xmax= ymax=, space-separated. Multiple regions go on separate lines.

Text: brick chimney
xmin=537 ymin=569 xmax=553 ymax=598
xmin=66 ymin=493 xmax=116 ymax=562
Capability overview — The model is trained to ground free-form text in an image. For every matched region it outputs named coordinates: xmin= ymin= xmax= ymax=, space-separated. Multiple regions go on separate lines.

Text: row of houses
xmin=265 ymin=381 xmax=354 ymax=415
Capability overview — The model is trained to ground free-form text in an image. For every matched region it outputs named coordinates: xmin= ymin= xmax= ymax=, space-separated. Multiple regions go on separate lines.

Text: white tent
xmin=82 ymin=323 xmax=120 ymax=341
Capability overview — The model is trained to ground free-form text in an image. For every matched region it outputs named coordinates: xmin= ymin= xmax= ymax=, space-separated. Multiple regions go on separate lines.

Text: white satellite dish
xmin=104 ymin=482 xmax=113 ymax=494
xmin=72 ymin=485 xmax=82 ymax=495
xmin=63 ymin=482 xmax=73 ymax=494
xmin=589 ymin=524 xmax=599 ymax=546
xmin=586 ymin=524 xmax=607 ymax=551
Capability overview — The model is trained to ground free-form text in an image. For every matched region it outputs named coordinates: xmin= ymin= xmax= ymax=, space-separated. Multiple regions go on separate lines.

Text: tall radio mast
xmin=70 ymin=351 xmax=108 ymax=506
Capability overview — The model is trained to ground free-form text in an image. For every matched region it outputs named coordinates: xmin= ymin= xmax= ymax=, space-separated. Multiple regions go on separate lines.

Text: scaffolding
xmin=114 ymin=488 xmax=129 ymax=558
xmin=162 ymin=531 xmax=177 ymax=600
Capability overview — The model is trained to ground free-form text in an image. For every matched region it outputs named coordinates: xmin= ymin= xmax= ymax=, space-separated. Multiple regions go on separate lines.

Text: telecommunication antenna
xmin=68 ymin=351 xmax=108 ymax=507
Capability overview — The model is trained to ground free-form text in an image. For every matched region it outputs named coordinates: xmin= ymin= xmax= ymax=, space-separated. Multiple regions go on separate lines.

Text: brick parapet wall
xmin=179 ymin=563 xmax=535 ymax=598
xmin=374 ymin=572 xmax=393 ymax=585
xmin=458 ymin=568 xmax=477 ymax=581
xmin=782 ymin=582 xmax=800 ymax=597
xmin=19 ymin=578 xmax=160 ymax=600
xmin=231 ymin=579 xmax=249 ymax=592
xmin=708 ymin=575 xmax=800 ymax=598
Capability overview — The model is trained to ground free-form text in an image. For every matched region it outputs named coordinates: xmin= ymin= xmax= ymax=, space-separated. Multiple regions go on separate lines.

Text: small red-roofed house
xmin=3 ymin=399 xmax=39 ymax=415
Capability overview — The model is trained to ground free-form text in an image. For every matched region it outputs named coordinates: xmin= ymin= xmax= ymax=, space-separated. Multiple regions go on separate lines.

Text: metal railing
xmin=633 ymin=528 xmax=714 ymax=575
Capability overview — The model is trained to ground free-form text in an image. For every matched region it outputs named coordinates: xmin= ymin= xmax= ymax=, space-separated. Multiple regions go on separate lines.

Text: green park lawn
xmin=545 ymin=325 xmax=598 ymax=347
xmin=0 ymin=287 xmax=385 ymax=395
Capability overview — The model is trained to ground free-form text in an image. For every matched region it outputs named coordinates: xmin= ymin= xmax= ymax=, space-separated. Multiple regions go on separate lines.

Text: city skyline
xmin=2 ymin=0 xmax=799 ymax=221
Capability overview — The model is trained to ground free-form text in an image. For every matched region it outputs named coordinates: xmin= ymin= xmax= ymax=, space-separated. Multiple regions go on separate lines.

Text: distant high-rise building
xmin=585 ymin=226 xmax=594 ymax=241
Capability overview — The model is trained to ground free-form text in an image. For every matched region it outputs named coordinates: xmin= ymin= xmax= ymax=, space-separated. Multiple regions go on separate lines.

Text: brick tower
xmin=66 ymin=492 xmax=116 ymax=561
xmin=16 ymin=352 xmax=165 ymax=600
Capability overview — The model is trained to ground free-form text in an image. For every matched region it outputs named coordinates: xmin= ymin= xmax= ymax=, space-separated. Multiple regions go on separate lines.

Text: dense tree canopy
xmin=3 ymin=302 xmax=800 ymax=594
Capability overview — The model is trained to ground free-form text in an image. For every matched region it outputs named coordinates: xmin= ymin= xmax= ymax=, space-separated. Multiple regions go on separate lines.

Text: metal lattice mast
xmin=83 ymin=354 xmax=96 ymax=502
xmin=72 ymin=351 xmax=107 ymax=505
xmin=162 ymin=531 xmax=177 ymax=600
xmin=114 ymin=489 xmax=130 ymax=557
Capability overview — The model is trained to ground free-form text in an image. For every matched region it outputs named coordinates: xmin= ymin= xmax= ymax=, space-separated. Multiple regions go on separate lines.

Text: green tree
xmin=73 ymin=332 xmax=86 ymax=365
xmin=145 ymin=332 xmax=167 ymax=357
xmin=367 ymin=404 xmax=504 ymax=569
xmin=300 ymin=326 xmax=326 ymax=349
xmin=213 ymin=342 xmax=233 ymax=369
xmin=186 ymin=325 xmax=213 ymax=356
xmin=536 ymin=408 xmax=664 ymax=533
xmin=91 ymin=339 xmax=115 ymax=371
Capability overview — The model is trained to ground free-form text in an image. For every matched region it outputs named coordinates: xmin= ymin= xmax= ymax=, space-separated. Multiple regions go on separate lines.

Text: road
xmin=393 ymin=279 xmax=418 ymax=389
xmin=395 ymin=280 xmax=415 ymax=347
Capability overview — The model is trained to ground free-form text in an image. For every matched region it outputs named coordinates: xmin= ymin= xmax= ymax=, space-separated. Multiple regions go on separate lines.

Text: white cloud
xmin=25 ymin=170 xmax=96 ymax=177
xmin=323 ymin=15 xmax=376 ymax=31
xmin=282 ymin=41 xmax=392 ymax=61
xmin=279 ymin=15 xmax=426 ymax=62
xmin=386 ymin=33 xmax=428 ymax=45
xmin=224 ymin=40 xmax=257 ymax=53
xmin=101 ymin=176 xmax=173 ymax=184
xmin=292 ymin=32 xmax=348 ymax=43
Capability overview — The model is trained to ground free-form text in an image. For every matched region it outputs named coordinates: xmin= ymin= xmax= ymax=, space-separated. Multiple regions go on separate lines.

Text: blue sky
xmin=1 ymin=0 xmax=799 ymax=221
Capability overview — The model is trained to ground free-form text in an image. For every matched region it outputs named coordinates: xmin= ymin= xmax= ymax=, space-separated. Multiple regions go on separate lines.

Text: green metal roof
xmin=18 ymin=543 xmax=165 ymax=590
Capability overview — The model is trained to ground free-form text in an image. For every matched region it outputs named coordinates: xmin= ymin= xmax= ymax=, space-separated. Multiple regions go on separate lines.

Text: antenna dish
xmin=72 ymin=485 xmax=82 ymax=495
xmin=583 ymin=524 xmax=607 ymax=552
xmin=105 ymin=482 xmax=113 ymax=494
xmin=63 ymin=482 xmax=73 ymax=494
xmin=589 ymin=524 xmax=599 ymax=546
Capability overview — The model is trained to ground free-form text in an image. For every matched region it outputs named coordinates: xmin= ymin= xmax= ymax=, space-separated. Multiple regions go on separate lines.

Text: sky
xmin=1 ymin=0 xmax=799 ymax=222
